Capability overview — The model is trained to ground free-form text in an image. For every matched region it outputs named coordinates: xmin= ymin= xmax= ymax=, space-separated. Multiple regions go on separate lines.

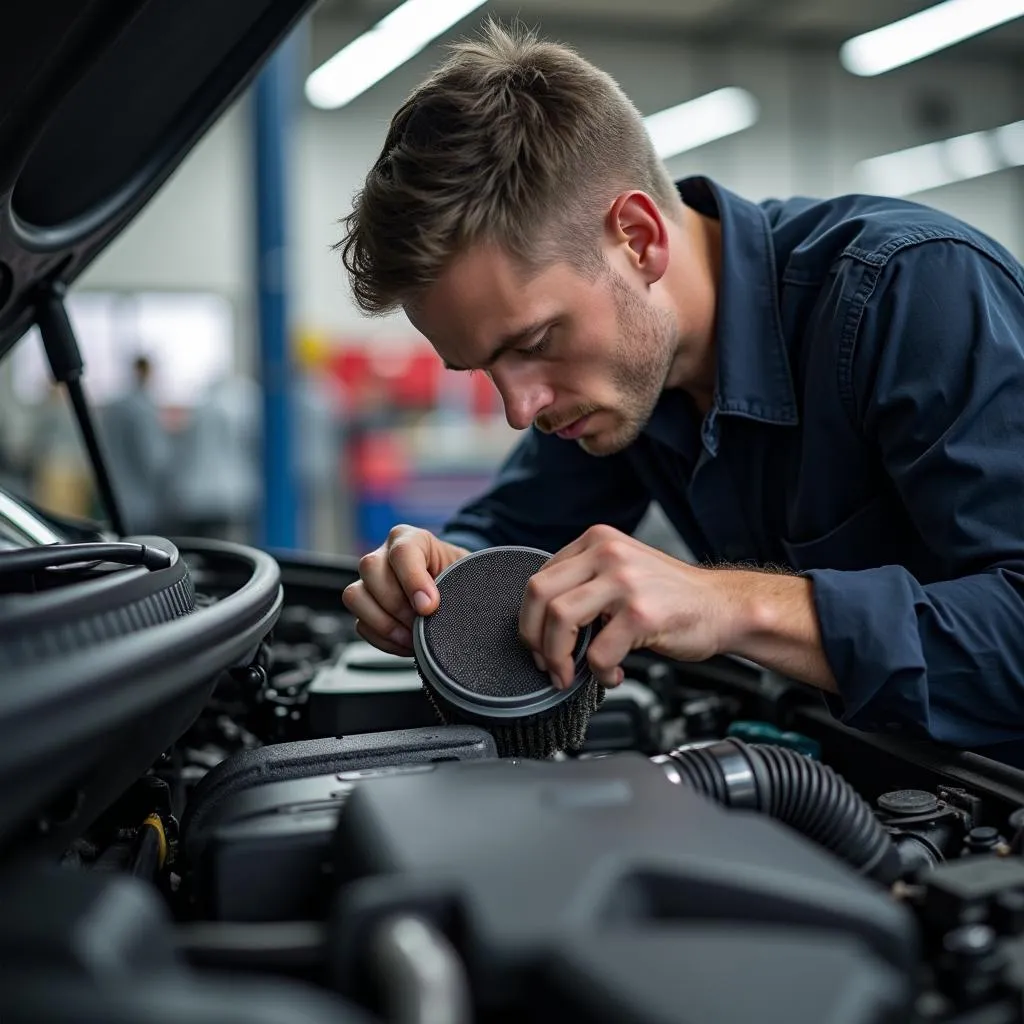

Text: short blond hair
xmin=338 ymin=20 xmax=680 ymax=315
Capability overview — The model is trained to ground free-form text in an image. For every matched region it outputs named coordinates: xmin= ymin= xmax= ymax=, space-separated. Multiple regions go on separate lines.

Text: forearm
xmin=717 ymin=570 xmax=838 ymax=694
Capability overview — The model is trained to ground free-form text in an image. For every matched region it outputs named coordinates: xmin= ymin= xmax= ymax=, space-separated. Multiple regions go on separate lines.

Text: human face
xmin=407 ymin=242 xmax=680 ymax=456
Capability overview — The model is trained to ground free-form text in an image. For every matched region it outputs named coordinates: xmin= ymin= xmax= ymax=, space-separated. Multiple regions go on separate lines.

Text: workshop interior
xmin=2 ymin=2 xmax=1024 ymax=1022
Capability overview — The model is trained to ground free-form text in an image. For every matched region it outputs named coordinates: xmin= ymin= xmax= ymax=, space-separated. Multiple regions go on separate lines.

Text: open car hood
xmin=0 ymin=0 xmax=317 ymax=366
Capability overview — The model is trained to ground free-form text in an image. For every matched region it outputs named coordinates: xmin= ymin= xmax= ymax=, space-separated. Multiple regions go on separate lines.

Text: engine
xmin=4 ymin=540 xmax=1024 ymax=1024
xmin=158 ymin=588 xmax=1024 ymax=1023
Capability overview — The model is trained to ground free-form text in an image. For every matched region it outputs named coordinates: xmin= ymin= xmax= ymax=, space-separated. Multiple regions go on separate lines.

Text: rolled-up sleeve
xmin=806 ymin=240 xmax=1024 ymax=746
xmin=439 ymin=426 xmax=651 ymax=553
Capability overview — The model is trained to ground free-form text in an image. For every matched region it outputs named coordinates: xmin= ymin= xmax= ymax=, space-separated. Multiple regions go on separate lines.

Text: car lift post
xmin=253 ymin=42 xmax=299 ymax=551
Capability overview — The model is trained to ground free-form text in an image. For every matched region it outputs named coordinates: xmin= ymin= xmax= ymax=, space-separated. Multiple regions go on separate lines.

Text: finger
xmin=344 ymin=580 xmax=414 ymax=647
xmin=540 ymin=577 xmax=618 ymax=689
xmin=585 ymin=613 xmax=639 ymax=687
xmin=388 ymin=535 xmax=441 ymax=616
xmin=355 ymin=619 xmax=414 ymax=657
xmin=518 ymin=551 xmax=597 ymax=664
xmin=357 ymin=551 xmax=419 ymax=628
xmin=542 ymin=529 xmax=595 ymax=569
xmin=544 ymin=523 xmax=629 ymax=569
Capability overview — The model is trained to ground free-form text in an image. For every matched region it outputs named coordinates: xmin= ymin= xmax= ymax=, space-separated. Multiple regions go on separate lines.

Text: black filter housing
xmin=330 ymin=754 xmax=918 ymax=1024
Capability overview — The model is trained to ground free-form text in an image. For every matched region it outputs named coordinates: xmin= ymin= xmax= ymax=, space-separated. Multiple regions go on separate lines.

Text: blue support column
xmin=254 ymin=44 xmax=298 ymax=550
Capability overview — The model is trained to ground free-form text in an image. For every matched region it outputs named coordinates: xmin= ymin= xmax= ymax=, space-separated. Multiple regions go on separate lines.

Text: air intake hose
xmin=654 ymin=738 xmax=901 ymax=884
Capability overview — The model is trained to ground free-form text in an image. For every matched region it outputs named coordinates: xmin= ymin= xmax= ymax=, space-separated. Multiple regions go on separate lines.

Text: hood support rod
xmin=35 ymin=285 xmax=127 ymax=537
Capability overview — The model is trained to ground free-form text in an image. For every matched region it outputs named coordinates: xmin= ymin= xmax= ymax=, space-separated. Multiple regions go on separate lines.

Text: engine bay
xmin=4 ymin=537 xmax=1024 ymax=1024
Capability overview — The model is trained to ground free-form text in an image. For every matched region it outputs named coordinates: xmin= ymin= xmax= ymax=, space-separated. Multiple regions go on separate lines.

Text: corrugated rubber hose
xmin=654 ymin=737 xmax=901 ymax=884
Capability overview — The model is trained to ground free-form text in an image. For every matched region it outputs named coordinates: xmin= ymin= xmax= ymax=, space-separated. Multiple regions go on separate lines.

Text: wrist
xmin=711 ymin=569 xmax=769 ymax=654
xmin=712 ymin=568 xmax=805 ymax=655
xmin=708 ymin=568 xmax=837 ymax=693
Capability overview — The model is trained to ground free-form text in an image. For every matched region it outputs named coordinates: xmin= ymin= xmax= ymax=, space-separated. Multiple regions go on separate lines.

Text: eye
xmin=518 ymin=331 xmax=552 ymax=359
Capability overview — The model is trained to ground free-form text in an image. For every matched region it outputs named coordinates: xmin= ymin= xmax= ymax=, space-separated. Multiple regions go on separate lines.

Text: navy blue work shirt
xmin=439 ymin=176 xmax=1024 ymax=765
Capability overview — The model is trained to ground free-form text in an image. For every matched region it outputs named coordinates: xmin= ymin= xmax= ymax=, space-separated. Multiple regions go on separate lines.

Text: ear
xmin=605 ymin=191 xmax=669 ymax=286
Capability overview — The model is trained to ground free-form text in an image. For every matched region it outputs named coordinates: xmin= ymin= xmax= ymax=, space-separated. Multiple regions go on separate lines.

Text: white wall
xmin=78 ymin=18 xmax=1024 ymax=346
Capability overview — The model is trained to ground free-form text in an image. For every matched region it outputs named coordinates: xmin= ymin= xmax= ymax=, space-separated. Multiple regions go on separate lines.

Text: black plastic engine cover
xmin=0 ymin=866 xmax=376 ymax=1024
xmin=183 ymin=726 xmax=497 ymax=921
xmin=331 ymin=753 xmax=917 ymax=1024
xmin=0 ymin=866 xmax=180 ymax=978
xmin=538 ymin=929 xmax=910 ymax=1024
xmin=306 ymin=642 xmax=437 ymax=737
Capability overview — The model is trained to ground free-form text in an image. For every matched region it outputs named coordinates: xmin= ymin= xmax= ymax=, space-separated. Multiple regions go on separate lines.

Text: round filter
xmin=413 ymin=546 xmax=595 ymax=722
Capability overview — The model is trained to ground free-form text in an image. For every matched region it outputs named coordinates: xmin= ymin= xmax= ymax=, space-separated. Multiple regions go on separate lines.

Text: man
xmin=170 ymin=371 xmax=261 ymax=542
xmin=339 ymin=22 xmax=1024 ymax=763
xmin=101 ymin=355 xmax=173 ymax=534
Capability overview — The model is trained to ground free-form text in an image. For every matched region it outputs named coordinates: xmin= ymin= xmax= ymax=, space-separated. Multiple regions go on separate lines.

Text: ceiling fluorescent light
xmin=305 ymin=0 xmax=489 ymax=110
xmin=994 ymin=120 xmax=1024 ymax=166
xmin=644 ymin=88 xmax=759 ymax=160
xmin=853 ymin=118 xmax=1024 ymax=196
xmin=840 ymin=0 xmax=1024 ymax=77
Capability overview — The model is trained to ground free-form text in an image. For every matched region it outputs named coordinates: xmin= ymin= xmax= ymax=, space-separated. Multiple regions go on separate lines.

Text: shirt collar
xmin=677 ymin=176 xmax=798 ymax=438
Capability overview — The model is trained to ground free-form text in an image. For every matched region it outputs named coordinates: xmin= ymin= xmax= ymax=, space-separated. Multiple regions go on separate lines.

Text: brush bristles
xmin=419 ymin=674 xmax=604 ymax=758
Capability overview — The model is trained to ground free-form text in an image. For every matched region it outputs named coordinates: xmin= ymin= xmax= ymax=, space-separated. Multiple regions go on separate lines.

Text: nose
xmin=490 ymin=367 xmax=554 ymax=431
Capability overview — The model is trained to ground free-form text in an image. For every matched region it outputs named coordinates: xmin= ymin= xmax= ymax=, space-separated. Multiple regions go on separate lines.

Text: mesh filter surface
xmin=422 ymin=548 xmax=586 ymax=697
xmin=422 ymin=675 xmax=604 ymax=758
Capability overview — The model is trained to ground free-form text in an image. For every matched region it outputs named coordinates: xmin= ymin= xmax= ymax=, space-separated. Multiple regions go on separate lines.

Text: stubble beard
xmin=578 ymin=270 xmax=678 ymax=457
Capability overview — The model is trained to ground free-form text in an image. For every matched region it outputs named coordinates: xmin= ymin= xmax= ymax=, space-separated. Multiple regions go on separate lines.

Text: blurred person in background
xmin=294 ymin=367 xmax=349 ymax=553
xmin=100 ymin=355 xmax=172 ymax=533
xmin=338 ymin=21 xmax=1024 ymax=766
xmin=170 ymin=370 xmax=260 ymax=542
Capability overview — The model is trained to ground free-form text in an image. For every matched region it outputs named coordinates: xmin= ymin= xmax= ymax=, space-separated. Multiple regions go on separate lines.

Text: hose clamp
xmin=709 ymin=739 xmax=759 ymax=810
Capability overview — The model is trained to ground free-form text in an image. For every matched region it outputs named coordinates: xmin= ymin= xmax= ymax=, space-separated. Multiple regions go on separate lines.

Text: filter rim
xmin=413 ymin=546 xmax=594 ymax=721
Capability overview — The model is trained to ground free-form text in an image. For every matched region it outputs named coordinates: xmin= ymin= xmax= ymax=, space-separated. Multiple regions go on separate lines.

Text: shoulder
xmin=760 ymin=191 xmax=1023 ymax=291
xmin=766 ymin=197 xmax=1024 ymax=430
xmin=843 ymin=232 xmax=1024 ymax=432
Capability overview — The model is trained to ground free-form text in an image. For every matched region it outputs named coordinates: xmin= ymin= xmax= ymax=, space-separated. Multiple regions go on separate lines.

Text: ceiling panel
xmin=314 ymin=0 xmax=1024 ymax=52
xmin=776 ymin=0 xmax=935 ymax=31
xmin=778 ymin=0 xmax=1024 ymax=43
xmin=491 ymin=0 xmax=741 ymax=23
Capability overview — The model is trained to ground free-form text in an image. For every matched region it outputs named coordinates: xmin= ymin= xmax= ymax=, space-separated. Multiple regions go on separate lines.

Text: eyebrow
xmin=442 ymin=318 xmax=551 ymax=372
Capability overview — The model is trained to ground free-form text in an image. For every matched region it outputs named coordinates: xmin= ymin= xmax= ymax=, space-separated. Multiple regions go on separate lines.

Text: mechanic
xmin=339 ymin=21 xmax=1024 ymax=765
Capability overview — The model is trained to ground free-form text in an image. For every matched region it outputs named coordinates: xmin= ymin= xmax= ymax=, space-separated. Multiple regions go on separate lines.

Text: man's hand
xmin=519 ymin=524 xmax=837 ymax=694
xmin=342 ymin=525 xmax=470 ymax=656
